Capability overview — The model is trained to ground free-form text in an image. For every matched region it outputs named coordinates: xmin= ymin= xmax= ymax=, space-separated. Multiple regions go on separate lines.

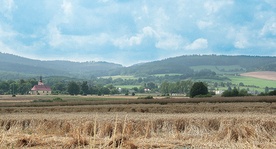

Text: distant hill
xmin=0 ymin=53 xmax=275 ymax=80
xmin=0 ymin=52 xmax=123 ymax=79
xmin=119 ymin=55 xmax=276 ymax=76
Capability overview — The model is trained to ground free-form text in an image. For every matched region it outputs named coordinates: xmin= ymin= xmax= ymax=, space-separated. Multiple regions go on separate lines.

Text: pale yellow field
xmin=1 ymin=100 xmax=276 ymax=148
xmin=1 ymin=112 xmax=276 ymax=148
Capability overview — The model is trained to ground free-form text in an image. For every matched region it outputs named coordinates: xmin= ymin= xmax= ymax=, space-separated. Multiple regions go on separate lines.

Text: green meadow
xmin=190 ymin=65 xmax=245 ymax=74
xmin=100 ymin=75 xmax=137 ymax=80
xmin=228 ymin=76 xmax=276 ymax=89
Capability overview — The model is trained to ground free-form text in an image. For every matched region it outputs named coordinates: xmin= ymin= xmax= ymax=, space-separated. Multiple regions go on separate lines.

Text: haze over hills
xmin=0 ymin=52 xmax=276 ymax=80
xmin=0 ymin=52 xmax=123 ymax=79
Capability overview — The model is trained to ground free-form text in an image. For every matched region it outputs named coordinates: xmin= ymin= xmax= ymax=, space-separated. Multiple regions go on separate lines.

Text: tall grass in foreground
xmin=1 ymin=114 xmax=276 ymax=148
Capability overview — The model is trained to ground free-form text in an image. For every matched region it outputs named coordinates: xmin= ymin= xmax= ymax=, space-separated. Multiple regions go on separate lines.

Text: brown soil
xmin=241 ymin=71 xmax=276 ymax=81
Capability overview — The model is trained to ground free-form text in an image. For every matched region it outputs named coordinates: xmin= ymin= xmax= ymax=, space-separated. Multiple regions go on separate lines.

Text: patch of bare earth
xmin=241 ymin=71 xmax=276 ymax=81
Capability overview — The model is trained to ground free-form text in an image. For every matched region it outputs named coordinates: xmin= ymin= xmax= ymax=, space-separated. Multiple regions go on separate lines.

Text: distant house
xmin=30 ymin=76 xmax=51 ymax=95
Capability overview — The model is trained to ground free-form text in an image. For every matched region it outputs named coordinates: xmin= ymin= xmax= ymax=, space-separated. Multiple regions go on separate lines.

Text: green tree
xmin=0 ymin=81 xmax=10 ymax=94
xmin=67 ymin=81 xmax=80 ymax=95
xmin=53 ymin=82 xmax=66 ymax=94
xmin=189 ymin=82 xmax=208 ymax=98
xmin=18 ymin=82 xmax=32 ymax=95
xmin=101 ymin=87 xmax=110 ymax=95
xmin=239 ymin=89 xmax=249 ymax=96
xmin=265 ymin=86 xmax=269 ymax=94
xmin=160 ymin=81 xmax=170 ymax=94
xmin=232 ymin=87 xmax=239 ymax=96
xmin=81 ymin=81 xmax=89 ymax=95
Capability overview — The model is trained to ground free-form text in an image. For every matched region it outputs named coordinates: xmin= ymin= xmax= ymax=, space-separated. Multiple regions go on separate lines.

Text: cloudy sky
xmin=0 ymin=0 xmax=275 ymax=66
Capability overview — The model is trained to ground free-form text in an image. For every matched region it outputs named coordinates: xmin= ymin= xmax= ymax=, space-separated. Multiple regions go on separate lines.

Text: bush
xmin=33 ymin=99 xmax=53 ymax=102
xmin=52 ymin=97 xmax=63 ymax=102
xmin=268 ymin=90 xmax=276 ymax=96
xmin=137 ymin=95 xmax=153 ymax=99
xmin=222 ymin=88 xmax=251 ymax=97
xmin=258 ymin=90 xmax=276 ymax=96
xmin=194 ymin=94 xmax=212 ymax=98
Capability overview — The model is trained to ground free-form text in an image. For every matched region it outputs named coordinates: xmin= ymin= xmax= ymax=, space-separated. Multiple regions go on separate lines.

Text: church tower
xmin=38 ymin=76 xmax=44 ymax=85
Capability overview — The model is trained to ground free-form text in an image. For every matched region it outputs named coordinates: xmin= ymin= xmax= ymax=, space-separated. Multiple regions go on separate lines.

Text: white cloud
xmin=155 ymin=33 xmax=184 ymax=50
xmin=0 ymin=24 xmax=16 ymax=38
xmin=113 ymin=34 xmax=142 ymax=48
xmin=0 ymin=0 xmax=15 ymax=18
xmin=197 ymin=20 xmax=213 ymax=29
xmin=234 ymin=38 xmax=248 ymax=49
xmin=204 ymin=0 xmax=233 ymax=15
xmin=113 ymin=26 xmax=156 ymax=48
xmin=48 ymin=26 xmax=63 ymax=47
xmin=142 ymin=5 xmax=148 ymax=14
xmin=186 ymin=38 xmax=208 ymax=50
xmin=260 ymin=19 xmax=276 ymax=37
xmin=0 ymin=1 xmax=275 ymax=65
xmin=233 ymin=29 xmax=249 ymax=49
xmin=142 ymin=26 xmax=156 ymax=37
xmin=0 ymin=41 xmax=15 ymax=54
xmin=62 ymin=0 xmax=73 ymax=16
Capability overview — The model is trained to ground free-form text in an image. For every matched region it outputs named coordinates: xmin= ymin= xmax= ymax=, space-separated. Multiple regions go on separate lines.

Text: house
xmin=30 ymin=76 xmax=52 ymax=95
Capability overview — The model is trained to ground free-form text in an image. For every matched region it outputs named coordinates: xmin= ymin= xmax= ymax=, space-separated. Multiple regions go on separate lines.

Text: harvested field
xmin=241 ymin=71 xmax=276 ymax=81
xmin=1 ymin=96 xmax=276 ymax=148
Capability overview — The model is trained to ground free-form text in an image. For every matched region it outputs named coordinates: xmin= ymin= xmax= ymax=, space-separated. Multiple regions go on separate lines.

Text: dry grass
xmin=1 ymin=96 xmax=276 ymax=148
xmin=1 ymin=112 xmax=276 ymax=148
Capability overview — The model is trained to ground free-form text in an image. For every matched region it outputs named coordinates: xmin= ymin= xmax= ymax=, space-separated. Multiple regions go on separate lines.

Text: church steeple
xmin=38 ymin=76 xmax=44 ymax=85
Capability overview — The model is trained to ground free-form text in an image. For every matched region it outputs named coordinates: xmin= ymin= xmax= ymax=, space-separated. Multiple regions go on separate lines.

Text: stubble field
xmin=1 ymin=95 xmax=276 ymax=148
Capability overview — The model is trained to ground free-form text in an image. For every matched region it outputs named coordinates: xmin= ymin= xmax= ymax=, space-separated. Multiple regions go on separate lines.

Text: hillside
xmin=0 ymin=53 xmax=275 ymax=80
xmin=0 ymin=52 xmax=123 ymax=79
xmin=120 ymin=55 xmax=276 ymax=76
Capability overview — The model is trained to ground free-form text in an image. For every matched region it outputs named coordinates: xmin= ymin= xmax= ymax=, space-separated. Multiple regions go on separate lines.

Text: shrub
xmin=52 ymin=97 xmax=63 ymax=102
xmin=268 ymin=90 xmax=276 ymax=96
xmin=33 ymin=99 xmax=53 ymax=102
xmin=194 ymin=94 xmax=212 ymax=98
xmin=137 ymin=95 xmax=153 ymax=99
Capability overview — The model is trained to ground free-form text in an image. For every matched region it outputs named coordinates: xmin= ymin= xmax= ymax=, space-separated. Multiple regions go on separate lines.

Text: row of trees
xmin=66 ymin=81 xmax=120 ymax=95
xmin=159 ymin=80 xmax=193 ymax=95
xmin=221 ymin=87 xmax=250 ymax=97
xmin=0 ymin=77 xmax=275 ymax=98
xmin=0 ymin=79 xmax=38 ymax=95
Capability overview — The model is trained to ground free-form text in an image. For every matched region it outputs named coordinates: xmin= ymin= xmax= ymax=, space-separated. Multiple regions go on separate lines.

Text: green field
xmin=228 ymin=76 xmax=276 ymax=89
xmin=190 ymin=65 xmax=245 ymax=74
xmin=99 ymin=75 xmax=137 ymax=80
xmin=115 ymin=85 xmax=140 ymax=89
xmin=152 ymin=73 xmax=182 ymax=77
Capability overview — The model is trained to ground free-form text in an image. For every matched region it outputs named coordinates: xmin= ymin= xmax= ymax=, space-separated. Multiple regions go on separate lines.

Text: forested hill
xmin=0 ymin=53 xmax=276 ymax=80
xmin=0 ymin=52 xmax=123 ymax=79
xmin=117 ymin=55 xmax=276 ymax=76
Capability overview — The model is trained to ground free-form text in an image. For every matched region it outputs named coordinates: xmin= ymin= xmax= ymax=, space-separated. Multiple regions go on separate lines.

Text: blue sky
xmin=0 ymin=0 xmax=275 ymax=66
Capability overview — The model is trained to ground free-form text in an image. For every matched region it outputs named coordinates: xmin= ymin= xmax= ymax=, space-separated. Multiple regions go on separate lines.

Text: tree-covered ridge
xmin=0 ymin=52 xmax=123 ymax=79
xmin=121 ymin=55 xmax=276 ymax=76
xmin=0 ymin=53 xmax=276 ymax=80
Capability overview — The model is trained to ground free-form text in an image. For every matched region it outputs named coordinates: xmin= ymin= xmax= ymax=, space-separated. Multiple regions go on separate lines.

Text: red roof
xmin=31 ymin=85 xmax=52 ymax=91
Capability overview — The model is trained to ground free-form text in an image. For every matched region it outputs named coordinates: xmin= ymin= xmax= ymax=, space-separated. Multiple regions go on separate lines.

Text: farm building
xmin=30 ymin=76 xmax=51 ymax=95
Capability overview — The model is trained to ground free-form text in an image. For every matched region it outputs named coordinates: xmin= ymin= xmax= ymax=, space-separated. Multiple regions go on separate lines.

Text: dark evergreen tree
xmin=67 ymin=81 xmax=80 ymax=95
xmin=81 ymin=81 xmax=89 ymax=95
xmin=189 ymin=82 xmax=208 ymax=98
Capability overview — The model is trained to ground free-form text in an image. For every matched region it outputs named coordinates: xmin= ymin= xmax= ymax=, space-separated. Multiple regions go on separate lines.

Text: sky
xmin=0 ymin=0 xmax=275 ymax=66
